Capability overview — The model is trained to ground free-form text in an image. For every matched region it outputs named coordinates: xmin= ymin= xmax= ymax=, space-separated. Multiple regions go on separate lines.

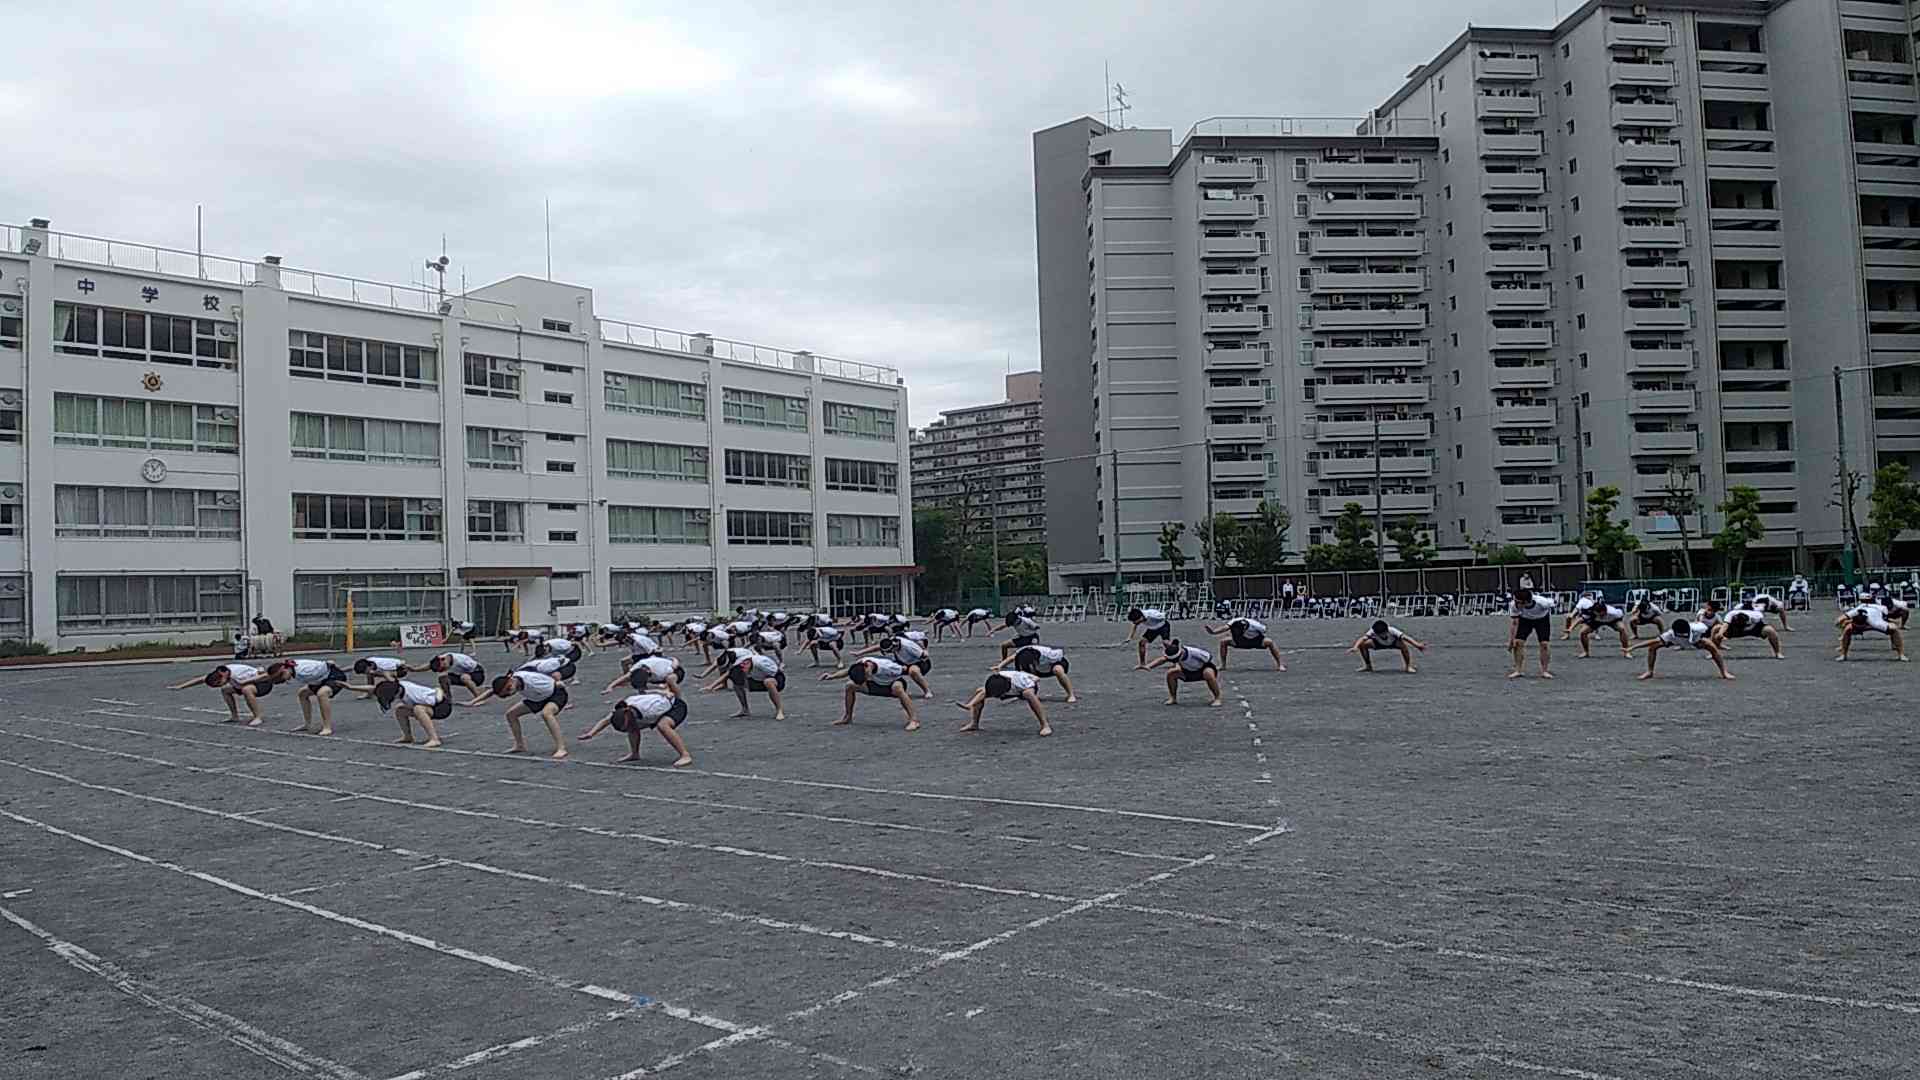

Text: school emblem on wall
xmin=141 ymin=372 xmax=164 ymax=393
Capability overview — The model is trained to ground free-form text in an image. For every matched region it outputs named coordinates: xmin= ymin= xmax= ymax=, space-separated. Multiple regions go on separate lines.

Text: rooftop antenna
xmin=424 ymin=247 xmax=450 ymax=313
xmin=1113 ymin=81 xmax=1131 ymax=129
xmin=1103 ymin=61 xmax=1111 ymax=126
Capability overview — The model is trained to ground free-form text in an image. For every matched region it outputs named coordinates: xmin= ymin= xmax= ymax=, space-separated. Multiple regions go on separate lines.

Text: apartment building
xmin=1035 ymin=0 xmax=1911 ymax=584
xmin=0 ymin=219 xmax=914 ymax=649
xmin=910 ymin=371 xmax=1046 ymax=548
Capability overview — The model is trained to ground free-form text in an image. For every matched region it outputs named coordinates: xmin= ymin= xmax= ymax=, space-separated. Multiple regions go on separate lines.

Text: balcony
xmin=1488 ymin=247 xmax=1551 ymax=272
xmin=1202 ymin=235 xmax=1263 ymax=258
xmin=1491 ymin=364 xmax=1557 ymax=389
xmin=1625 ymin=304 xmax=1692 ymax=331
xmin=1199 ymin=198 xmax=1263 ymax=222
xmin=1623 ymin=264 xmax=1689 ymax=290
xmin=1630 ymin=429 xmax=1700 ymax=454
xmin=1719 ymin=389 xmax=1794 ymax=414
xmin=1305 ymin=160 xmax=1422 ymax=184
xmin=1310 ymin=307 xmax=1427 ymax=331
xmin=1212 ymin=496 xmax=1264 ymax=516
xmin=1308 ymin=233 xmax=1424 ymax=257
xmin=1312 ymin=269 xmax=1426 ymax=293
xmin=1609 ymin=60 xmax=1676 ymax=87
xmin=1489 ymin=324 xmax=1554 ymax=349
xmin=1631 ymin=472 xmax=1701 ymax=499
xmin=1311 ymin=343 xmax=1429 ymax=367
xmin=1492 ymin=403 xmax=1556 ymax=427
xmin=1315 ymin=492 xmax=1437 ymax=515
xmin=1705 ymin=148 xmax=1779 ymax=173
xmin=1501 ymin=521 xmax=1564 ymax=544
xmin=1198 ymin=160 xmax=1261 ymax=184
xmin=1615 ymin=141 xmax=1682 ymax=168
xmin=1203 ymin=309 xmax=1268 ymax=334
xmin=1758 ymin=512 xmax=1799 ymax=532
xmin=1309 ymin=197 xmax=1422 ymax=222
xmin=1210 ymin=458 xmax=1269 ymax=481
xmin=1477 ymin=94 xmax=1543 ymax=118
xmin=1605 ymin=20 xmax=1674 ymax=48
xmin=1626 ymin=342 xmax=1695 ymax=372
xmin=1622 ymin=222 xmax=1687 ymax=248
xmin=1498 ymin=483 xmax=1562 ymax=505
xmin=1481 ymin=171 xmax=1547 ymax=196
xmin=1203 ymin=271 xmax=1265 ymax=295
xmin=1474 ymin=54 xmax=1541 ymax=80
xmin=1629 ymin=388 xmax=1697 ymax=413
xmin=1206 ymin=421 xmax=1269 ymax=443
xmin=1611 ymin=101 xmax=1679 ymax=127
xmin=1619 ymin=182 xmax=1685 ymax=208
xmin=1488 ymin=285 xmax=1552 ymax=311
xmin=1494 ymin=442 xmax=1560 ymax=468
xmin=1485 ymin=208 xmax=1548 ymax=233
xmin=1205 ymin=383 xmax=1269 ymax=408
xmin=1875 ymin=417 xmax=1920 ymax=446
xmin=1316 ymin=418 xmax=1432 ymax=441
xmin=1203 ymin=345 xmax=1270 ymax=371
xmin=1699 ymin=67 xmax=1769 ymax=93
xmin=1317 ymin=455 xmax=1436 ymax=478
xmin=1479 ymin=132 xmax=1544 ymax=157
xmin=1315 ymin=381 xmax=1431 ymax=405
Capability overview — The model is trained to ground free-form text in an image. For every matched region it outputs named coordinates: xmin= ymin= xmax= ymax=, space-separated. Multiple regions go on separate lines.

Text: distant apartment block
xmin=911 ymin=371 xmax=1045 ymax=547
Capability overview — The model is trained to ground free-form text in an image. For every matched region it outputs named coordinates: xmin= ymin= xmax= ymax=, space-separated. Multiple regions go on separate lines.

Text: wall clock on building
xmin=140 ymin=458 xmax=167 ymax=484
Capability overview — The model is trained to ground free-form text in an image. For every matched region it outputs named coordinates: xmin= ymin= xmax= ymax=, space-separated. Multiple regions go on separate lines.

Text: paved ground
xmin=0 ymin=614 xmax=1915 ymax=1079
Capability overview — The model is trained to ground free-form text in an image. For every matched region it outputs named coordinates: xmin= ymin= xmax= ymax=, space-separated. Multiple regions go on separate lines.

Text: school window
xmin=542 ymin=390 xmax=574 ymax=406
xmin=0 ymin=390 xmax=22 ymax=444
xmin=56 ymin=573 xmax=243 ymax=633
xmin=823 ymin=457 xmax=899 ymax=493
xmin=544 ymin=433 xmax=576 ymax=443
xmin=605 ymin=439 xmax=709 ymax=482
xmin=1570 ymin=197 xmax=1580 ymax=214
xmin=610 ymin=570 xmax=713 ymax=611
xmin=542 ymin=363 xmax=571 ymax=374
xmin=466 ymin=500 xmax=524 ymax=543
xmin=826 ymin=513 xmax=900 ymax=548
xmin=462 ymin=352 xmax=522 ymax=399
xmin=726 ymin=509 xmax=813 ymax=546
xmin=465 ymin=427 xmax=523 ymax=471
xmin=604 ymin=372 xmax=706 ymax=419
xmin=291 ymin=494 xmax=442 ymax=542
xmin=1577 ymin=314 xmax=1587 ymax=330
xmin=53 ymin=486 xmax=239 ymax=540
xmin=722 ymin=388 xmax=809 ymax=431
xmin=289 ymin=331 xmax=436 ymax=389
xmin=823 ymin=401 xmax=897 ymax=441
xmin=0 ymin=296 xmax=21 ymax=349
xmin=724 ymin=448 xmax=811 ymax=487
xmin=57 ymin=303 xmax=238 ymax=370
xmin=291 ymin=572 xmax=447 ymax=632
xmin=608 ymin=505 xmax=711 ymax=544
xmin=541 ymin=319 xmax=572 ymax=333
xmin=1568 ymin=157 xmax=1578 ymax=174
xmin=546 ymin=503 xmax=579 ymax=512
xmin=53 ymin=394 xmax=238 ymax=454
xmin=547 ymin=530 xmax=579 ymax=544
xmin=730 ymin=569 xmax=816 ymax=609
xmin=0 ymin=502 xmax=17 ymax=537
xmin=545 ymin=459 xmax=576 ymax=474
xmin=290 ymin=413 xmax=439 ymax=467
xmin=550 ymin=572 xmax=585 ymax=605
xmin=1572 ymin=235 xmax=1582 ymax=252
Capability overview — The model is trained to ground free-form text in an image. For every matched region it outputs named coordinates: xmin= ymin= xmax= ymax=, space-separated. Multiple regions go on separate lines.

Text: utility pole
xmin=1373 ymin=413 xmax=1386 ymax=605
xmin=1109 ymin=447 xmax=1123 ymax=596
xmin=1204 ymin=440 xmax=1215 ymax=585
xmin=1572 ymin=401 xmax=1588 ymax=565
xmin=1834 ymin=365 xmax=1859 ymax=585
xmin=988 ymin=472 xmax=1002 ymax=612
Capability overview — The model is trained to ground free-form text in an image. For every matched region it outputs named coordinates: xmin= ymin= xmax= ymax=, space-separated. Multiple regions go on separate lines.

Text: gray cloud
xmin=2 ymin=0 xmax=1552 ymax=422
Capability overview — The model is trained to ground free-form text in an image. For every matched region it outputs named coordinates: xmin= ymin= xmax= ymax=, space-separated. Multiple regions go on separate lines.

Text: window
xmin=546 ymin=460 xmax=576 ymax=474
xmin=0 ymin=296 xmax=21 ymax=349
xmin=550 ymin=571 xmax=585 ymax=606
xmin=1568 ymin=157 xmax=1578 ymax=174
xmin=55 ymin=486 xmax=239 ymax=539
xmin=1577 ymin=314 xmax=1587 ymax=330
xmin=541 ymin=319 xmax=572 ymax=333
xmin=610 ymin=570 xmax=713 ymax=611
xmin=1291 ymin=157 xmax=1307 ymax=180
xmin=467 ymin=500 xmax=524 ymax=543
xmin=544 ymin=433 xmax=576 ymax=443
xmin=1566 ymin=119 xmax=1576 ymax=135
xmin=290 ymin=413 xmax=438 ymax=466
xmin=1439 ymin=111 xmax=1447 ymax=128
xmin=1295 ymin=232 xmax=1309 ymax=255
xmin=605 ymin=372 xmax=706 ymax=419
xmin=1563 ymin=80 xmax=1573 ymax=97
xmin=293 ymin=571 xmax=447 ymax=632
xmin=727 ymin=509 xmax=812 ymax=546
xmin=724 ymin=448 xmax=811 ymax=487
xmin=1443 ymin=185 xmax=1452 ymax=199
xmin=291 ymin=494 xmax=442 ymax=541
xmin=826 ymin=514 xmax=900 ymax=547
xmin=547 ymin=502 xmax=579 ymax=512
xmin=542 ymin=363 xmax=571 ymax=374
xmin=1449 ymin=297 xmax=1457 ymax=311
xmin=1561 ymin=42 xmax=1570 ymax=57
xmin=57 ymin=304 xmax=237 ymax=369
xmin=605 ymin=439 xmax=708 ymax=481
xmin=1575 ymin=273 xmax=1585 ymax=289
xmin=547 ymin=530 xmax=579 ymax=543
xmin=827 ymin=573 xmax=901 ymax=618
xmin=608 ymin=505 xmax=710 ymax=544
xmin=463 ymin=353 xmax=522 ymax=399
xmin=1294 ymin=194 xmax=1310 ymax=218
xmin=465 ymin=427 xmax=523 ymax=471
xmin=730 ymin=569 xmax=815 ymax=609
xmin=0 ymin=503 xmax=19 ymax=537
xmin=1570 ymin=196 xmax=1581 ymax=214
xmin=1572 ymin=235 xmax=1583 ymax=252
xmin=57 ymin=573 xmax=242 ymax=633
xmin=1580 ymin=351 xmax=1589 ymax=368
xmin=1447 ymin=259 xmax=1455 ymax=274
xmin=289 ymin=331 xmax=436 ymax=389
xmin=543 ymin=391 xmax=574 ymax=405
xmin=1442 ymin=147 xmax=1450 ymax=163
xmin=722 ymin=388 xmax=809 ymax=431
xmin=823 ymin=401 xmax=897 ymax=441
xmin=824 ymin=458 xmax=899 ymax=493
xmin=0 ymin=390 xmax=19 ymax=444
xmin=53 ymin=394 xmax=238 ymax=454
xmin=1446 ymin=223 xmax=1453 ymax=237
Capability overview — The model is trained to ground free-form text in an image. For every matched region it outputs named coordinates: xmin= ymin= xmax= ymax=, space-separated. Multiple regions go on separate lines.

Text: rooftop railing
xmin=1185 ymin=115 xmax=1437 ymax=140
xmin=598 ymin=317 xmax=898 ymax=385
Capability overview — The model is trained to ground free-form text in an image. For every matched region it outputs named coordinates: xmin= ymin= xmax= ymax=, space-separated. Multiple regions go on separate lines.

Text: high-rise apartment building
xmin=910 ymin=371 xmax=1046 ymax=547
xmin=0 ymin=219 xmax=914 ymax=648
xmin=1035 ymin=0 xmax=1916 ymax=584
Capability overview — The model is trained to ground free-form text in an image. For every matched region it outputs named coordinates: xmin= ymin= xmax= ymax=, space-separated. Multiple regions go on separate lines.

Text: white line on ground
xmin=380 ymin=1009 xmax=636 ymax=1080
xmin=92 ymin=698 xmax=141 ymax=706
xmin=1238 ymin=697 xmax=1274 ymax=790
xmin=0 ymin=903 xmax=371 ymax=1080
xmin=1 ymin=888 xmax=31 ymax=899
xmin=0 ymin=747 xmax=949 ymax=957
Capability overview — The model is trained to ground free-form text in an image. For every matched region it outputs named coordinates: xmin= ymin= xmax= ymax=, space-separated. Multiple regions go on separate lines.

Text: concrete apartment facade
xmin=1035 ymin=0 xmax=1917 ymax=585
xmin=0 ymin=220 xmax=914 ymax=649
xmin=910 ymin=371 xmax=1046 ymax=548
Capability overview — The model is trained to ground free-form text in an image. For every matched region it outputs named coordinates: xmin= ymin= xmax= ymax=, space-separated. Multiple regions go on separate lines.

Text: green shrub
xmin=0 ymin=639 xmax=49 ymax=658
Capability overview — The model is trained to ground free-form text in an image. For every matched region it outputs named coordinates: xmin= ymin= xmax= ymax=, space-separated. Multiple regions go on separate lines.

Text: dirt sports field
xmin=1 ymin=614 xmax=1914 ymax=1079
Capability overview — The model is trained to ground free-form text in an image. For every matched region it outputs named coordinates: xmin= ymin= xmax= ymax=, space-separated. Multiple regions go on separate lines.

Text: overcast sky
xmin=1 ymin=0 xmax=1560 ymax=423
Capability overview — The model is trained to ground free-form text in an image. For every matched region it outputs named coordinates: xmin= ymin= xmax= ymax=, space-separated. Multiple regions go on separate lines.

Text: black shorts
xmin=612 ymin=696 xmax=688 ymax=733
xmin=1142 ymin=625 xmax=1170 ymax=644
xmin=305 ymin=665 xmax=350 ymax=694
xmin=910 ymin=656 xmax=932 ymax=674
xmin=242 ymin=680 xmax=273 ymax=698
xmin=739 ymin=671 xmax=787 ymax=692
xmin=1177 ymin=663 xmax=1217 ymax=683
xmin=863 ymin=681 xmax=901 ymax=698
xmin=1580 ymin=618 xmax=1619 ymax=633
xmin=1012 ymin=634 xmax=1038 ymax=649
xmin=558 ymin=661 xmax=577 ymax=681
xmin=967 ymin=614 xmax=989 ymax=624
xmin=1513 ymin=616 xmax=1550 ymax=642
xmin=423 ymin=698 xmax=453 ymax=721
xmin=526 ymin=686 xmax=570 ymax=712
xmin=1229 ymin=631 xmax=1264 ymax=650
xmin=1724 ymin=622 xmax=1763 ymax=639
xmin=1016 ymin=655 xmax=1064 ymax=677
xmin=935 ymin=614 xmax=957 ymax=625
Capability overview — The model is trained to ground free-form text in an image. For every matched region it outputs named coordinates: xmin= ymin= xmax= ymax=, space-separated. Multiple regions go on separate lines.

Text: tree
xmin=1328 ymin=502 xmax=1378 ymax=571
xmin=1302 ymin=545 xmax=1339 ymax=572
xmin=1232 ymin=500 xmax=1292 ymax=573
xmin=912 ymin=507 xmax=988 ymax=601
xmin=1831 ymin=454 xmax=1866 ymax=564
xmin=1471 ymin=533 xmax=1529 ymax=566
xmin=1386 ymin=518 xmax=1436 ymax=568
xmin=1157 ymin=522 xmax=1188 ymax=578
xmin=1713 ymin=484 xmax=1766 ymax=584
xmin=1195 ymin=513 xmax=1243 ymax=572
xmin=1579 ymin=485 xmax=1640 ymax=577
xmin=1864 ymin=461 xmax=1920 ymax=565
xmin=998 ymin=545 xmax=1049 ymax=596
xmin=1658 ymin=467 xmax=1700 ymax=580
